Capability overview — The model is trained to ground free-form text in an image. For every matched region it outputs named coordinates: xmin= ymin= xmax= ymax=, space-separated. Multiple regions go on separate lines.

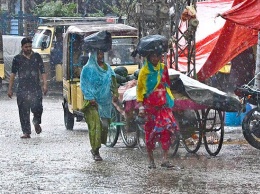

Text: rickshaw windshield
xmin=32 ymin=29 xmax=52 ymax=49
xmin=104 ymin=37 xmax=137 ymax=66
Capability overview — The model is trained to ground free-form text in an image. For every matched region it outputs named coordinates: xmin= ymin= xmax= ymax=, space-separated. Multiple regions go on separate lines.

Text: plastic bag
xmin=83 ymin=31 xmax=112 ymax=52
xmin=131 ymin=35 xmax=168 ymax=57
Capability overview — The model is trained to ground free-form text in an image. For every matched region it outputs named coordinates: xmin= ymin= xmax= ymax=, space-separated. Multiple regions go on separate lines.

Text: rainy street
xmin=1 ymin=93 xmax=260 ymax=194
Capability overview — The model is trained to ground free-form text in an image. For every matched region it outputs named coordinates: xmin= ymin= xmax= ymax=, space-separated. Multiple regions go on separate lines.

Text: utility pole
xmin=254 ymin=32 xmax=260 ymax=89
xmin=18 ymin=0 xmax=25 ymax=36
xmin=0 ymin=0 xmax=4 ymax=86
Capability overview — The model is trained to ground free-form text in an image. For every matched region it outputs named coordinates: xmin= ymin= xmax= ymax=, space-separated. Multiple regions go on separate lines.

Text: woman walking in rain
xmin=135 ymin=35 xmax=179 ymax=168
xmin=80 ymin=50 xmax=118 ymax=161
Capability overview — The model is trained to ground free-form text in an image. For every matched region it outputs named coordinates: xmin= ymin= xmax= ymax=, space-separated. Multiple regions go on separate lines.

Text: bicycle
xmin=105 ymin=103 xmax=138 ymax=148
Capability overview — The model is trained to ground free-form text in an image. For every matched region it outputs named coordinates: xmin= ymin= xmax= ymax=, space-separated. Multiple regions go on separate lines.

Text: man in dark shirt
xmin=7 ymin=37 xmax=48 ymax=138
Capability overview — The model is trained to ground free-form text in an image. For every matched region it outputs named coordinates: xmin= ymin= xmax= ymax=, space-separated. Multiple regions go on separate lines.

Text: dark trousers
xmin=16 ymin=90 xmax=43 ymax=134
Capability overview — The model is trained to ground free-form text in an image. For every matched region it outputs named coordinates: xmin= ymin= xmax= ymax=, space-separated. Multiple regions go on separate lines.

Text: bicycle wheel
xmin=170 ymin=131 xmax=180 ymax=157
xmin=106 ymin=105 xmax=120 ymax=147
xmin=203 ymin=108 xmax=224 ymax=156
xmin=180 ymin=110 xmax=202 ymax=153
xmin=242 ymin=107 xmax=260 ymax=149
xmin=120 ymin=114 xmax=137 ymax=148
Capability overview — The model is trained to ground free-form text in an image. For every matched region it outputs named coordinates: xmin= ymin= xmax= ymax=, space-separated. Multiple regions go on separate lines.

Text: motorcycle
xmin=234 ymin=82 xmax=260 ymax=149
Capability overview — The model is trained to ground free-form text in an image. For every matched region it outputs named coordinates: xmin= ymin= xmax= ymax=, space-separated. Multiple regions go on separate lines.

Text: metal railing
xmin=0 ymin=11 xmax=38 ymax=36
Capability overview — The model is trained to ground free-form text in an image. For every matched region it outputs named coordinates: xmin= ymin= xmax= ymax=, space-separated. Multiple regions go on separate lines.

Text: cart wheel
xmin=181 ymin=110 xmax=202 ymax=153
xmin=203 ymin=108 xmax=224 ymax=156
xmin=120 ymin=114 xmax=137 ymax=148
xmin=136 ymin=119 xmax=147 ymax=154
xmin=63 ymin=101 xmax=74 ymax=130
xmin=106 ymin=105 xmax=120 ymax=147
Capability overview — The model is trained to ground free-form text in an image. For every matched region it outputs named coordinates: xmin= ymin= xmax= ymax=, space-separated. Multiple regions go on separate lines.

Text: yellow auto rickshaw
xmin=62 ymin=23 xmax=139 ymax=130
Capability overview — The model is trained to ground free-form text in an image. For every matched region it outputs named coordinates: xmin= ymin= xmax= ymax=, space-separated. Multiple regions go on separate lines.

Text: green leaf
xmin=32 ymin=0 xmax=80 ymax=17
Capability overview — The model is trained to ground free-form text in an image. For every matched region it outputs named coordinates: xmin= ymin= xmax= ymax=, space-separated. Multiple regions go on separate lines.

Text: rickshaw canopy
xmin=65 ymin=23 xmax=138 ymax=37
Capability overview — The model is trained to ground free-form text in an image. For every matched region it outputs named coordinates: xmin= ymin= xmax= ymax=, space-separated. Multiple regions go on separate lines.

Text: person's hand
xmin=90 ymin=100 xmax=97 ymax=106
xmin=138 ymin=111 xmax=145 ymax=117
xmin=7 ymin=89 xmax=13 ymax=99
xmin=43 ymin=85 xmax=48 ymax=95
xmin=138 ymin=106 xmax=145 ymax=117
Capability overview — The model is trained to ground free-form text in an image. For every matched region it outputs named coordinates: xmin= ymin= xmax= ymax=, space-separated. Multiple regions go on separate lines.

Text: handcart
xmin=106 ymin=69 xmax=242 ymax=156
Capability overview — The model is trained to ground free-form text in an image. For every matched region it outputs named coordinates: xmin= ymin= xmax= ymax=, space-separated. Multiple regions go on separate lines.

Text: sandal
xmin=94 ymin=154 xmax=103 ymax=161
xmin=34 ymin=124 xmax=42 ymax=134
xmin=161 ymin=161 xmax=175 ymax=168
xmin=91 ymin=150 xmax=103 ymax=161
xmin=20 ymin=134 xmax=31 ymax=139
xmin=148 ymin=161 xmax=156 ymax=169
xmin=90 ymin=149 xmax=96 ymax=159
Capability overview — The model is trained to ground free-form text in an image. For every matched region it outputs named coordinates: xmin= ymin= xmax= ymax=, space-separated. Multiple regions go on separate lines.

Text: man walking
xmin=7 ymin=37 xmax=48 ymax=138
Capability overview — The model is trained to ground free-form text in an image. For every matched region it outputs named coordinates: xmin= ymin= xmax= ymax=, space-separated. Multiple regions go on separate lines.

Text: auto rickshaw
xmin=62 ymin=23 xmax=139 ymax=130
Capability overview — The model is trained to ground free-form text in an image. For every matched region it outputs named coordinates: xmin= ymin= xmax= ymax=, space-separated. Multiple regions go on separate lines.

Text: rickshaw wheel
xmin=120 ymin=114 xmax=137 ymax=148
xmin=106 ymin=105 xmax=120 ymax=147
xmin=181 ymin=110 xmax=202 ymax=153
xmin=203 ymin=108 xmax=224 ymax=156
xmin=63 ymin=101 xmax=74 ymax=130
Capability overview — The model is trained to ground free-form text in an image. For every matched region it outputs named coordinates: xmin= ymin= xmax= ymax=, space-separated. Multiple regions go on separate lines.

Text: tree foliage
xmin=85 ymin=0 xmax=112 ymax=16
xmin=85 ymin=0 xmax=138 ymax=27
xmin=87 ymin=10 xmax=105 ymax=17
xmin=32 ymin=0 xmax=139 ymax=27
xmin=106 ymin=0 xmax=138 ymax=26
xmin=32 ymin=0 xmax=80 ymax=17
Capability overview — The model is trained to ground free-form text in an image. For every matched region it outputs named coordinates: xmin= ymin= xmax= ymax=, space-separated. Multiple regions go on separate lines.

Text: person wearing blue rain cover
xmin=80 ymin=50 xmax=118 ymax=161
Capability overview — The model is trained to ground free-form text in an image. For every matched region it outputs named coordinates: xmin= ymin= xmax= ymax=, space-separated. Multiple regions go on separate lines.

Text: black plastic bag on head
xmin=83 ymin=31 xmax=112 ymax=52
xmin=131 ymin=35 xmax=168 ymax=57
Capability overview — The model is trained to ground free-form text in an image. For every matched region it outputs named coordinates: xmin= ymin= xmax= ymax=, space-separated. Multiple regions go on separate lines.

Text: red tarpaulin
xmin=167 ymin=0 xmax=259 ymax=81
xmin=197 ymin=0 xmax=259 ymax=81
xmin=221 ymin=0 xmax=260 ymax=30
xmin=168 ymin=0 xmax=234 ymax=73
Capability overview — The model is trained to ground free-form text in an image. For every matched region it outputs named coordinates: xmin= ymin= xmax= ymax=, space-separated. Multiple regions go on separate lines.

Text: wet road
xmin=1 ymin=93 xmax=260 ymax=193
